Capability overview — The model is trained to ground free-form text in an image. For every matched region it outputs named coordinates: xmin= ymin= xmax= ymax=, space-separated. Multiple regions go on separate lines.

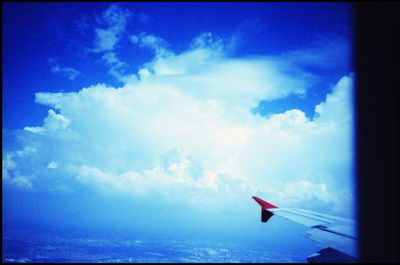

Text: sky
xmin=2 ymin=2 xmax=354 ymax=258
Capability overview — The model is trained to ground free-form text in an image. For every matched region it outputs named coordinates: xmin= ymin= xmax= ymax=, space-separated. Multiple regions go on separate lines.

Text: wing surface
xmin=252 ymin=196 xmax=358 ymax=259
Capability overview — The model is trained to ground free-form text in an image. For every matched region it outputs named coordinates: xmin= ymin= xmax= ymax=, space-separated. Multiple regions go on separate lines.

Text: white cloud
xmin=283 ymin=180 xmax=332 ymax=203
xmin=3 ymin=154 xmax=16 ymax=180
xmin=101 ymin=52 xmax=129 ymax=80
xmin=4 ymin=33 xmax=355 ymax=216
xmin=10 ymin=174 xmax=34 ymax=189
xmin=47 ymin=161 xmax=58 ymax=169
xmin=138 ymin=68 xmax=151 ymax=80
xmin=15 ymin=146 xmax=37 ymax=157
xmin=190 ymin=32 xmax=225 ymax=54
xmin=92 ymin=4 xmax=133 ymax=52
xmin=3 ymin=152 xmax=35 ymax=189
xmin=49 ymin=58 xmax=80 ymax=80
xmin=64 ymin=68 xmax=80 ymax=80
xmin=102 ymin=52 xmax=125 ymax=66
xmin=314 ymin=75 xmax=353 ymax=123
xmin=94 ymin=28 xmax=119 ymax=51
xmin=24 ymin=109 xmax=70 ymax=136
xmin=131 ymin=33 xmax=171 ymax=58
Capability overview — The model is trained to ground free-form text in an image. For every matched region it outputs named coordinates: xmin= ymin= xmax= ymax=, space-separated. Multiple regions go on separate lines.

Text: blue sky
xmin=3 ymin=2 xmax=354 ymax=259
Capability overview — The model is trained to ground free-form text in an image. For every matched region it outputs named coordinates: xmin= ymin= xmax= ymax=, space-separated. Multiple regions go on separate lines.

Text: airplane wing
xmin=252 ymin=196 xmax=359 ymax=262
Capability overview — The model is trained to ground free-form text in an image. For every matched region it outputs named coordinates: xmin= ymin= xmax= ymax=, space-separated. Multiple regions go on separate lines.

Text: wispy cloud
xmin=280 ymin=35 xmax=351 ymax=70
xmin=131 ymin=33 xmax=171 ymax=58
xmin=102 ymin=52 xmax=126 ymax=67
xmin=137 ymin=13 xmax=149 ymax=23
xmin=48 ymin=58 xmax=80 ymax=80
xmin=3 ymin=149 xmax=36 ymax=189
xmin=91 ymin=4 xmax=133 ymax=53
xmin=101 ymin=52 xmax=129 ymax=80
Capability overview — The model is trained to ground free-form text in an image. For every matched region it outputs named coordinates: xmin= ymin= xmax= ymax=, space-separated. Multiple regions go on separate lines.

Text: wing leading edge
xmin=252 ymin=196 xmax=358 ymax=262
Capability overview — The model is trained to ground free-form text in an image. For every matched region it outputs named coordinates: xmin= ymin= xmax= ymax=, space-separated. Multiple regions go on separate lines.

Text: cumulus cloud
xmin=24 ymin=109 xmax=70 ymax=136
xmin=314 ymin=75 xmax=353 ymax=122
xmin=3 ymin=32 xmax=355 ymax=216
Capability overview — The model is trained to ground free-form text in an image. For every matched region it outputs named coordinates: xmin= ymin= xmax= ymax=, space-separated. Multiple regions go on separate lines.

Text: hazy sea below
xmin=2 ymin=229 xmax=307 ymax=263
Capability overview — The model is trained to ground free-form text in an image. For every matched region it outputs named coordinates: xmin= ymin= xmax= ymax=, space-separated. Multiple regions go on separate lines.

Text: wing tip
xmin=252 ymin=196 xmax=279 ymax=209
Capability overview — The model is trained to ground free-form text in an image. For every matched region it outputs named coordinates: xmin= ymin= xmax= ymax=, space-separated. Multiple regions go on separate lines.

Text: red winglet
xmin=252 ymin=196 xmax=279 ymax=209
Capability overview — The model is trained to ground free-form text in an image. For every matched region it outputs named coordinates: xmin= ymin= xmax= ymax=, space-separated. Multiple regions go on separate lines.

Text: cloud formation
xmin=49 ymin=58 xmax=80 ymax=80
xmin=4 ymin=32 xmax=354 ymax=216
xmin=131 ymin=33 xmax=171 ymax=58
xmin=101 ymin=52 xmax=129 ymax=80
xmin=92 ymin=4 xmax=133 ymax=52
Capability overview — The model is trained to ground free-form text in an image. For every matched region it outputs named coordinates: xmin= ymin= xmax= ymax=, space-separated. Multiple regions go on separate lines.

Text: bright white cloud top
xmin=4 ymin=31 xmax=354 ymax=218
